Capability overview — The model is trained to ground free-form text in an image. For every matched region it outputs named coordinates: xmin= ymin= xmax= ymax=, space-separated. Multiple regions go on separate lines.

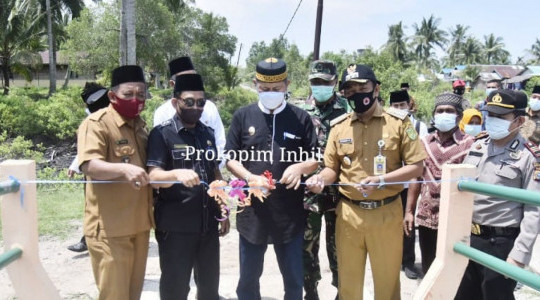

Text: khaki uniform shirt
xmin=463 ymin=134 xmax=540 ymax=265
xmin=324 ymin=105 xmax=427 ymax=200
xmin=77 ymin=106 xmax=154 ymax=238
xmin=520 ymin=112 xmax=540 ymax=144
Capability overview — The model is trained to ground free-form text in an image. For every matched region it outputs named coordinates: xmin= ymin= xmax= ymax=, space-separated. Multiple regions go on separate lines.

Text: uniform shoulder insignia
xmin=524 ymin=141 xmax=540 ymax=158
xmin=330 ymin=113 xmax=351 ymax=127
xmin=474 ymin=131 xmax=489 ymax=141
xmin=88 ymin=108 xmax=107 ymax=121
xmin=385 ymin=107 xmax=408 ymax=120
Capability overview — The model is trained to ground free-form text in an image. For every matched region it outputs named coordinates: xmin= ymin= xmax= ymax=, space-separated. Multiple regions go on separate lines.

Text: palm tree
xmin=0 ymin=0 xmax=46 ymax=95
xmin=483 ymin=33 xmax=509 ymax=64
xmin=412 ymin=15 xmax=448 ymax=69
xmin=529 ymin=38 xmax=540 ymax=64
xmin=461 ymin=37 xmax=482 ymax=65
xmin=385 ymin=21 xmax=408 ymax=64
xmin=447 ymin=24 xmax=469 ymax=66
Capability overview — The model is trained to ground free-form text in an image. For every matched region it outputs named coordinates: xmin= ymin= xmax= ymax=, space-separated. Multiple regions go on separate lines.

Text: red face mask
xmin=111 ymin=94 xmax=145 ymax=119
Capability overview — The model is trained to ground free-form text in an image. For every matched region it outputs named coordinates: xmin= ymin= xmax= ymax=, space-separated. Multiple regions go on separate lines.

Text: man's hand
xmin=67 ymin=169 xmax=75 ymax=178
xmin=305 ymin=174 xmax=325 ymax=194
xmin=280 ymin=164 xmax=304 ymax=190
xmin=506 ymin=257 xmax=525 ymax=268
xmin=219 ymin=219 xmax=230 ymax=236
xmin=173 ymin=169 xmax=200 ymax=187
xmin=356 ymin=176 xmax=379 ymax=198
xmin=403 ymin=212 xmax=415 ymax=236
xmin=122 ymin=164 xmax=150 ymax=189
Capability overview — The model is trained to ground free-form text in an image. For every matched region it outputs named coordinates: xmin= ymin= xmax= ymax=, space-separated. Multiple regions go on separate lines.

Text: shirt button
xmin=364 ymin=158 xmax=368 ymax=161
xmin=363 ymin=142 xmax=368 ymax=145
xmin=364 ymin=125 xmax=368 ymax=129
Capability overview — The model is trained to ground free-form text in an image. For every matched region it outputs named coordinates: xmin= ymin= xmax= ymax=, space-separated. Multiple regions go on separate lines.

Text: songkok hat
xmin=168 ymin=56 xmax=195 ymax=77
xmin=111 ymin=65 xmax=145 ymax=87
xmin=81 ymin=82 xmax=109 ymax=113
xmin=433 ymin=93 xmax=464 ymax=113
xmin=389 ymin=90 xmax=410 ymax=104
xmin=483 ymin=89 xmax=527 ymax=115
xmin=174 ymin=74 xmax=205 ymax=94
xmin=532 ymin=85 xmax=540 ymax=94
xmin=255 ymin=57 xmax=288 ymax=82
xmin=400 ymin=82 xmax=410 ymax=88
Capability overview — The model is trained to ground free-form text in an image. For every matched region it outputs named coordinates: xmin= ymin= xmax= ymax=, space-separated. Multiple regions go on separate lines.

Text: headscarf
xmin=459 ymin=108 xmax=483 ymax=132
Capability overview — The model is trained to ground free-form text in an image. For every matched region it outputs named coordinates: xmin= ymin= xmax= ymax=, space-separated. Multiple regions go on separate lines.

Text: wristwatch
xmin=377 ymin=175 xmax=385 ymax=189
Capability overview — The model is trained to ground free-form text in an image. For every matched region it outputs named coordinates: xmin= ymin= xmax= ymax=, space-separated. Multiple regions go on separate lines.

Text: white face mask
xmin=464 ymin=124 xmax=482 ymax=136
xmin=485 ymin=116 xmax=513 ymax=140
xmin=486 ymin=88 xmax=497 ymax=96
xmin=433 ymin=113 xmax=457 ymax=132
xmin=258 ymin=91 xmax=285 ymax=110
xmin=530 ymin=98 xmax=540 ymax=111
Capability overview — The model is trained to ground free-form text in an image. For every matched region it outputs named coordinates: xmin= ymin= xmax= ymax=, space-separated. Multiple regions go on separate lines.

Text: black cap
xmin=400 ymin=82 xmax=409 ymax=88
xmin=81 ymin=82 xmax=110 ymax=113
xmin=533 ymin=85 xmax=540 ymax=94
xmin=255 ymin=57 xmax=287 ymax=82
xmin=174 ymin=74 xmax=205 ymax=94
xmin=111 ymin=65 xmax=145 ymax=87
xmin=168 ymin=56 xmax=195 ymax=77
xmin=339 ymin=64 xmax=378 ymax=90
xmin=389 ymin=90 xmax=410 ymax=104
xmin=483 ymin=89 xmax=527 ymax=115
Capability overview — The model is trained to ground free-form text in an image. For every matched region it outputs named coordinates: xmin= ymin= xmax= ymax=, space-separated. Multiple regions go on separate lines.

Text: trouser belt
xmin=471 ymin=223 xmax=520 ymax=237
xmin=340 ymin=193 xmax=399 ymax=210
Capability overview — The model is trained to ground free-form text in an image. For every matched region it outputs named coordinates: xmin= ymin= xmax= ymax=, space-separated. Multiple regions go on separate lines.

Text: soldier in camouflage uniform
xmin=291 ymin=60 xmax=350 ymax=300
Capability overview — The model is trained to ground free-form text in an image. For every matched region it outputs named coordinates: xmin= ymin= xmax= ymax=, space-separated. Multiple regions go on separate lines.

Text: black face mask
xmin=454 ymin=88 xmax=465 ymax=96
xmin=347 ymin=91 xmax=376 ymax=114
xmin=178 ymin=108 xmax=202 ymax=125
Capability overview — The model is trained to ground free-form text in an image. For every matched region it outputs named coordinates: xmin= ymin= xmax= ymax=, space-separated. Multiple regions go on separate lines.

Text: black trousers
xmin=454 ymin=233 xmax=519 ymax=300
xmin=156 ymin=230 xmax=220 ymax=300
xmin=401 ymin=188 xmax=416 ymax=267
xmin=418 ymin=225 xmax=438 ymax=274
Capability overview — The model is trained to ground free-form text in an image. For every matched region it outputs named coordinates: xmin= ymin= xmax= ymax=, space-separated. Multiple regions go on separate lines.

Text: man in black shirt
xmin=147 ymin=73 xmax=229 ymax=300
xmin=225 ymin=57 xmax=318 ymax=300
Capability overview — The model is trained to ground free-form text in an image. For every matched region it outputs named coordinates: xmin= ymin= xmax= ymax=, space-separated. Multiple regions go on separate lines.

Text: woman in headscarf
xmin=459 ymin=108 xmax=483 ymax=137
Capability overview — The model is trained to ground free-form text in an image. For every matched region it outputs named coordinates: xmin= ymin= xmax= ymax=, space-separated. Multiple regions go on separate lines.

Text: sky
xmin=194 ymin=0 xmax=539 ymax=67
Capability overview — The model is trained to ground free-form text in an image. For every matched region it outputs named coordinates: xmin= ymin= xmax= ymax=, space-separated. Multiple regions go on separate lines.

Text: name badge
xmin=374 ymin=140 xmax=386 ymax=175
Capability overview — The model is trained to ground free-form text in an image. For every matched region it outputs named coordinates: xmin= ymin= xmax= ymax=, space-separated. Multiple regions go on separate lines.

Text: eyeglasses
xmin=179 ymin=97 xmax=205 ymax=108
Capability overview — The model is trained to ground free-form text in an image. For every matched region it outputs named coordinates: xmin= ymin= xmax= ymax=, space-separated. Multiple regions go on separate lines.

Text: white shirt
xmin=153 ymin=99 xmax=226 ymax=168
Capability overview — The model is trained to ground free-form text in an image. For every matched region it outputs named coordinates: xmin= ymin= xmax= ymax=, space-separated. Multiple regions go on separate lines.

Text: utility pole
xmin=313 ymin=0 xmax=323 ymax=61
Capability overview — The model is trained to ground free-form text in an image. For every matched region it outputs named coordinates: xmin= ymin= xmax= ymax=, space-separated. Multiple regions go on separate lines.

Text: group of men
xmin=75 ymin=54 xmax=540 ymax=300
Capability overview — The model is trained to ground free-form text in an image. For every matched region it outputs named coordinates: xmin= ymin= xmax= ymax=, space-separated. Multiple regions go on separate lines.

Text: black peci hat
xmin=174 ymin=74 xmax=205 ymax=94
xmin=168 ymin=56 xmax=195 ymax=77
xmin=389 ymin=90 xmax=410 ymax=104
xmin=255 ymin=57 xmax=287 ymax=82
xmin=483 ymin=89 xmax=527 ymax=115
xmin=533 ymin=85 xmax=540 ymax=94
xmin=111 ymin=65 xmax=145 ymax=87
xmin=81 ymin=82 xmax=109 ymax=113
xmin=400 ymin=82 xmax=410 ymax=88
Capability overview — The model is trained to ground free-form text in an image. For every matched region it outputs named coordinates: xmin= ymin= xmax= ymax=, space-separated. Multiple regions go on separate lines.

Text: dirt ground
xmin=1 ymin=223 xmax=539 ymax=299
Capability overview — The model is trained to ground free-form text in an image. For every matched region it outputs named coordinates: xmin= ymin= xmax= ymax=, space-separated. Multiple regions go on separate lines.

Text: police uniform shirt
xmin=147 ymin=114 xmax=220 ymax=234
xmin=77 ymin=105 xmax=154 ymax=238
xmin=464 ymin=134 xmax=540 ymax=264
xmin=225 ymin=102 xmax=318 ymax=245
xmin=324 ymin=105 xmax=427 ymax=200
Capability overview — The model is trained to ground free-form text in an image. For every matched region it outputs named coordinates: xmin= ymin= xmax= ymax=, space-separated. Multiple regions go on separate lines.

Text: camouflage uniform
xmin=292 ymin=94 xmax=350 ymax=298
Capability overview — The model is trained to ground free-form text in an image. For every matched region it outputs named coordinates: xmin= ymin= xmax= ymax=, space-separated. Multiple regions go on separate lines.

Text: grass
xmin=0 ymin=187 xmax=85 ymax=241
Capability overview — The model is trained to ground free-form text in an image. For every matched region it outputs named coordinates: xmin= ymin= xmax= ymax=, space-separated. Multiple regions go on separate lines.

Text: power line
xmin=272 ymin=0 xmax=303 ymax=56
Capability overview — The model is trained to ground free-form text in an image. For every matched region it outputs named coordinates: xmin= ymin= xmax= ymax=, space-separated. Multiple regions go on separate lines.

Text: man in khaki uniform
xmin=306 ymin=64 xmax=426 ymax=300
xmin=520 ymin=85 xmax=540 ymax=144
xmin=78 ymin=65 xmax=154 ymax=300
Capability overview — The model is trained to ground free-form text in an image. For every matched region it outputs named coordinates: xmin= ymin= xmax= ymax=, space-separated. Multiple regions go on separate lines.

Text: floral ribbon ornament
xmin=207 ymin=171 xmax=276 ymax=220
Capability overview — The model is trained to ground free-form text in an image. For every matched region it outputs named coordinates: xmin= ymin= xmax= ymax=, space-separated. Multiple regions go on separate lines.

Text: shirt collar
xmin=257 ymin=100 xmax=287 ymax=115
xmin=172 ymin=114 xmax=202 ymax=133
xmin=350 ymin=103 xmax=384 ymax=123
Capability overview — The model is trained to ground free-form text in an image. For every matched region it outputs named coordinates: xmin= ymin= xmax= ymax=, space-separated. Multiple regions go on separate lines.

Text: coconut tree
xmin=412 ymin=15 xmax=448 ymax=69
xmin=385 ymin=21 xmax=409 ymax=64
xmin=529 ymin=38 xmax=540 ymax=64
xmin=482 ymin=33 xmax=509 ymax=64
xmin=462 ymin=37 xmax=483 ymax=65
xmin=447 ymin=24 xmax=469 ymax=66
xmin=0 ymin=0 xmax=46 ymax=95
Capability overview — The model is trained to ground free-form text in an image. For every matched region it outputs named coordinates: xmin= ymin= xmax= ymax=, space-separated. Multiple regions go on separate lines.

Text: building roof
xmin=39 ymin=51 xmax=69 ymax=65
xmin=470 ymin=65 xmax=525 ymax=79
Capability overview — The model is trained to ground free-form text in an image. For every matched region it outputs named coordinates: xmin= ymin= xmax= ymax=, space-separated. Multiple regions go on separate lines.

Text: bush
xmin=0 ymin=131 xmax=44 ymax=162
xmin=214 ymin=87 xmax=257 ymax=132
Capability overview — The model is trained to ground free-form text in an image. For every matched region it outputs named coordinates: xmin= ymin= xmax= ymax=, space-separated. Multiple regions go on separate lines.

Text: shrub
xmin=214 ymin=87 xmax=257 ymax=132
xmin=0 ymin=132 xmax=44 ymax=162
